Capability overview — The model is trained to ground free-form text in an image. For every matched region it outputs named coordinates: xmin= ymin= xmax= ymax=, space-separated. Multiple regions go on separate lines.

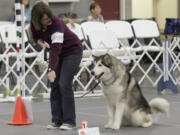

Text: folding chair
xmin=105 ymin=20 xmax=138 ymax=64
xmin=0 ymin=23 xmax=42 ymax=84
xmin=105 ymin=20 xmax=134 ymax=47
xmin=88 ymin=29 xmax=119 ymax=50
xmin=0 ymin=23 xmax=17 ymax=44
xmin=66 ymin=23 xmax=84 ymax=41
xmin=88 ymin=29 xmax=132 ymax=64
xmin=131 ymin=19 xmax=162 ymax=52
xmin=81 ymin=21 xmax=106 ymax=48
xmin=131 ymin=19 xmax=160 ymax=39
xmin=80 ymin=22 xmax=107 ymax=58
xmin=0 ymin=21 xmax=13 ymax=26
xmin=81 ymin=22 xmax=106 ymax=40
xmin=66 ymin=23 xmax=91 ymax=58
xmin=0 ymin=23 xmax=29 ymax=52
xmin=131 ymin=19 xmax=163 ymax=75
xmin=0 ymin=23 xmax=18 ymax=86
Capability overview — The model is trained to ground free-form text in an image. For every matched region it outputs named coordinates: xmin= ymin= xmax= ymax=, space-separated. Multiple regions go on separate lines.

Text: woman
xmin=67 ymin=2 xmax=104 ymax=28
xmin=31 ymin=2 xmax=83 ymax=130
xmin=87 ymin=2 xmax=104 ymax=22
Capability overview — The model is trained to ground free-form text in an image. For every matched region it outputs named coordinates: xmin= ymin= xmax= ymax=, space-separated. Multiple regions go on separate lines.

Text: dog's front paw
xmin=112 ymin=124 xmax=120 ymax=130
xmin=142 ymin=121 xmax=152 ymax=128
xmin=104 ymin=123 xmax=113 ymax=129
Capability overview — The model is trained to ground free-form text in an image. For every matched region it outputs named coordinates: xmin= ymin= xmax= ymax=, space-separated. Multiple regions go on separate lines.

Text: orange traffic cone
xmin=7 ymin=96 xmax=33 ymax=125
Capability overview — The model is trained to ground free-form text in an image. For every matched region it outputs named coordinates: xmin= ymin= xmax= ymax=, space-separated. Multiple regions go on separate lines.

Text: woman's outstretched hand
xmin=37 ymin=39 xmax=50 ymax=49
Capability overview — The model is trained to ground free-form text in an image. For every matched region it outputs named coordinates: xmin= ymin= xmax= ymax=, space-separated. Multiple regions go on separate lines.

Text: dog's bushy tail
xmin=149 ymin=97 xmax=169 ymax=115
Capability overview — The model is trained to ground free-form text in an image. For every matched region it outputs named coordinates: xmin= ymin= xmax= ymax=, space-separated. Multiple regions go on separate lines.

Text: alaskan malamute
xmin=91 ymin=54 xmax=169 ymax=130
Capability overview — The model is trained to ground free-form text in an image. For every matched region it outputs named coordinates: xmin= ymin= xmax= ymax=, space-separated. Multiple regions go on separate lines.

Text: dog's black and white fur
xmin=91 ymin=54 xmax=169 ymax=130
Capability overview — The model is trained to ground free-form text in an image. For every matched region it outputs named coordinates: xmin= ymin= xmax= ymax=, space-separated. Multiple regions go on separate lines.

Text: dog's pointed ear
xmin=92 ymin=55 xmax=96 ymax=59
xmin=92 ymin=55 xmax=99 ymax=62
xmin=102 ymin=54 xmax=112 ymax=67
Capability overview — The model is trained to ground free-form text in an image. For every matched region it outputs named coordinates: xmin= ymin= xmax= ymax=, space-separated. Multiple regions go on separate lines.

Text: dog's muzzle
xmin=91 ymin=72 xmax=104 ymax=80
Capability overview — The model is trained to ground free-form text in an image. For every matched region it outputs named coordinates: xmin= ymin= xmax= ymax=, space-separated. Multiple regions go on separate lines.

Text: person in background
xmin=87 ymin=2 xmax=104 ymax=22
xmin=31 ymin=2 xmax=83 ymax=130
xmin=11 ymin=0 xmax=32 ymax=24
xmin=67 ymin=2 xmax=104 ymax=28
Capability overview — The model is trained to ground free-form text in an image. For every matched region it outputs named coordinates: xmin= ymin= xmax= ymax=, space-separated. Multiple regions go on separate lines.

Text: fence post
xmin=15 ymin=0 xmax=23 ymax=96
xmin=157 ymin=36 xmax=178 ymax=94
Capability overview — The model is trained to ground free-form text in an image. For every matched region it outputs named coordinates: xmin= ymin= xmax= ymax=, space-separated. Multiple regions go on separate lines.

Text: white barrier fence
xmin=0 ymin=36 xmax=180 ymax=100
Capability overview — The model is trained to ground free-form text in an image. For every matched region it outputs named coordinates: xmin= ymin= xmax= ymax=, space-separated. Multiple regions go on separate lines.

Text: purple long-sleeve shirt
xmin=31 ymin=15 xmax=83 ymax=70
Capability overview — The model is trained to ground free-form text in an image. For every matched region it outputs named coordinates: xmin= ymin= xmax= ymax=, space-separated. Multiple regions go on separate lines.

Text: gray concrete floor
xmin=0 ymin=87 xmax=180 ymax=135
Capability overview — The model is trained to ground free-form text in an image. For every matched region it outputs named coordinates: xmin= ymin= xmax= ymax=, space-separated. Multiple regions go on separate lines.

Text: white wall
xmin=154 ymin=0 xmax=178 ymax=30
xmin=132 ymin=0 xmax=178 ymax=30
xmin=132 ymin=0 xmax=153 ymax=18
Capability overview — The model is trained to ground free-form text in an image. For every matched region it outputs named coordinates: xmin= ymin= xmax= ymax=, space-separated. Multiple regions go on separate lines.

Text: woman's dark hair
xmin=89 ymin=2 xmax=100 ymax=11
xmin=31 ymin=2 xmax=53 ymax=30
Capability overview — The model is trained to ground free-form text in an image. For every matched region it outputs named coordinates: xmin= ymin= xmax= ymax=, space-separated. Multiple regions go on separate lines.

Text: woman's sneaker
xmin=59 ymin=123 xmax=76 ymax=130
xmin=46 ymin=123 xmax=61 ymax=130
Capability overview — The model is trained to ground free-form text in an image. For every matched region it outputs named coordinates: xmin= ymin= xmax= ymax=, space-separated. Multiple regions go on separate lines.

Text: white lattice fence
xmin=169 ymin=37 xmax=180 ymax=85
xmin=0 ymin=42 xmax=48 ymax=97
xmin=1 ymin=36 xmax=179 ymax=100
xmin=129 ymin=38 xmax=164 ymax=86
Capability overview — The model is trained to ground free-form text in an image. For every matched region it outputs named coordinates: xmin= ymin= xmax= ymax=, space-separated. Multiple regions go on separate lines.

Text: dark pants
xmin=50 ymin=52 xmax=82 ymax=125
